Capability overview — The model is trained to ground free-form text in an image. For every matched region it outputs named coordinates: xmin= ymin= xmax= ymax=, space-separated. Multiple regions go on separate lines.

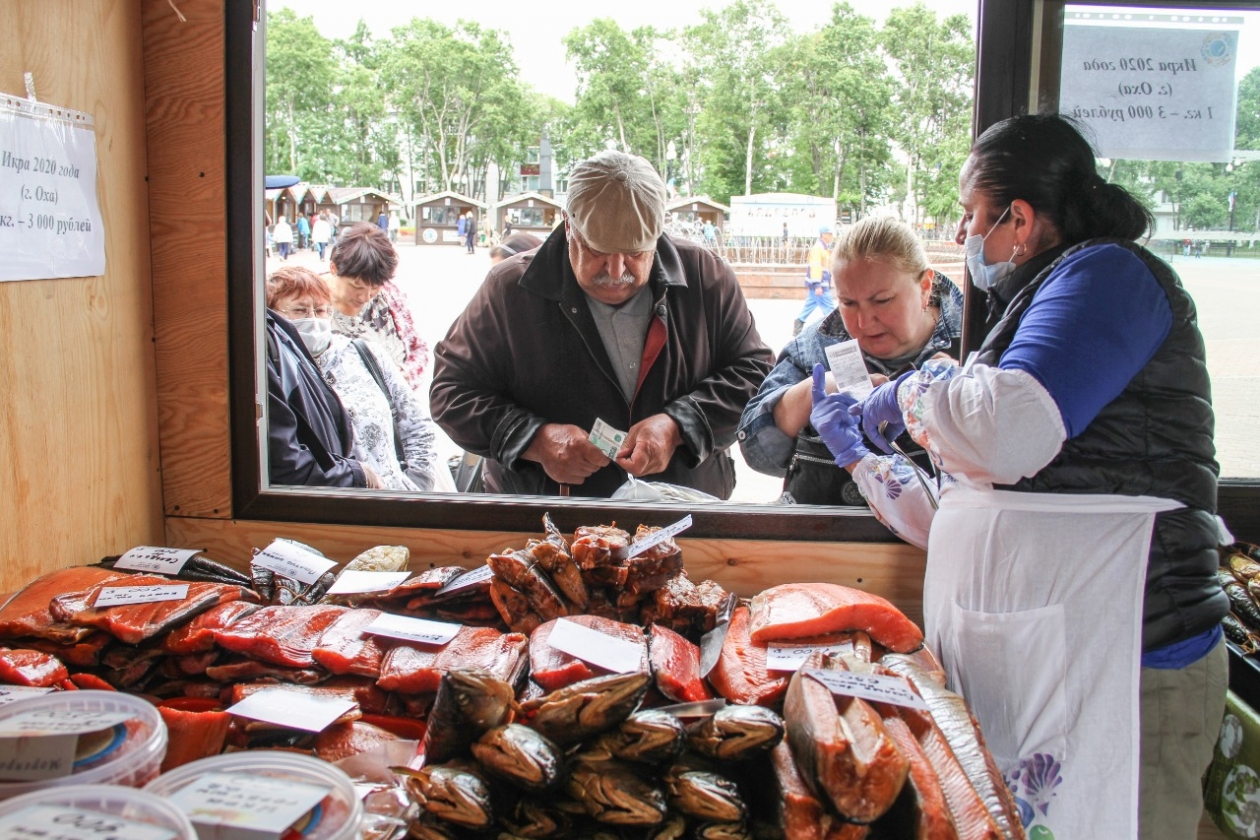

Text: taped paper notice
xmin=0 ymin=95 xmax=105 ymax=281
xmin=547 ymin=619 xmax=643 ymax=673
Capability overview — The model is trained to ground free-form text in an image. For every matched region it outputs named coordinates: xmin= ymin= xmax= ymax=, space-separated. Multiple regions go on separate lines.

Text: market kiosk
xmin=411 ymin=191 xmax=485 ymax=246
xmin=496 ymin=191 xmax=562 ymax=239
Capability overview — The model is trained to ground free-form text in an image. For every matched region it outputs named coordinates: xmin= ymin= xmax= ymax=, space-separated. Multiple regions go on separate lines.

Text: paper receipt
xmin=824 ymin=339 xmax=874 ymax=399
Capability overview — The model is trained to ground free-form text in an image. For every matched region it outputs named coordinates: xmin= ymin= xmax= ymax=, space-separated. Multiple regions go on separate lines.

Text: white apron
xmin=924 ymin=484 xmax=1182 ymax=840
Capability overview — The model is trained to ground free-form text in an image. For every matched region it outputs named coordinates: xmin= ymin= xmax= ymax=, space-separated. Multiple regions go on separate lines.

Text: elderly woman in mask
xmin=267 ymin=266 xmax=440 ymax=492
xmin=810 ymin=114 xmax=1226 ymax=839
xmin=738 ymin=215 xmax=962 ymax=505
xmin=324 ymin=222 xmax=430 ymax=395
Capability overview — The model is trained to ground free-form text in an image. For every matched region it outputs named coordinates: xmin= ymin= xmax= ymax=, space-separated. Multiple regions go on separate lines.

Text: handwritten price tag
xmin=94 ymin=584 xmax=189 ymax=608
xmin=226 ymin=689 xmax=355 ymax=733
xmin=626 ymin=515 xmax=692 ymax=559
xmin=0 ymin=805 xmax=177 ymax=840
xmin=766 ymin=642 xmax=855 ymax=672
xmin=253 ymin=540 xmax=337 ymax=584
xmin=326 ymin=570 xmax=411 ymax=596
xmin=114 ymin=546 xmax=201 ymax=575
xmin=547 ymin=619 xmax=643 ymax=674
xmin=364 ymin=614 xmax=461 ymax=647
xmin=167 ymin=772 xmax=330 ymax=840
xmin=802 ymin=668 xmax=928 ymax=711
xmin=434 ymin=564 xmax=493 ymax=596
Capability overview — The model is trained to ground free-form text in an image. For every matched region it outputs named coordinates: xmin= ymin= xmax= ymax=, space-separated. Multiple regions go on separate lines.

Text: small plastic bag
xmin=610 ymin=479 xmax=721 ymax=503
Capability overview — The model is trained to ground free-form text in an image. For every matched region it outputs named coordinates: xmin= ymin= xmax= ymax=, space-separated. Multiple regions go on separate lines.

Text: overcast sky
xmin=268 ymin=0 xmax=979 ymax=103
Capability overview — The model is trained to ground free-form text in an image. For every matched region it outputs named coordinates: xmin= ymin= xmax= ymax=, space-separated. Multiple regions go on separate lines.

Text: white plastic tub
xmin=0 ymin=784 xmax=196 ymax=839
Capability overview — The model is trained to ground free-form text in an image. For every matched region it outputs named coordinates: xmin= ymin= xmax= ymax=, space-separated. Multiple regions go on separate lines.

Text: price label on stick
xmin=547 ymin=619 xmax=643 ymax=674
xmin=803 ymin=668 xmax=929 ymax=711
xmin=364 ymin=613 xmax=461 ymax=647
xmin=626 ymin=515 xmax=693 ymax=559
xmin=114 ymin=545 xmax=201 ymax=575
xmin=253 ymin=539 xmax=337 ymax=584
xmin=326 ymin=570 xmax=411 ymax=596
xmin=94 ymin=584 xmax=189 ymax=608
xmin=824 ymin=339 xmax=874 ymax=400
xmin=589 ymin=418 xmax=628 ymax=460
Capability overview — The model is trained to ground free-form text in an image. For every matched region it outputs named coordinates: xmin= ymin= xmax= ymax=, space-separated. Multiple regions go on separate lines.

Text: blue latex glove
xmin=848 ymin=371 xmax=913 ymax=454
xmin=809 ymin=364 xmax=870 ymax=467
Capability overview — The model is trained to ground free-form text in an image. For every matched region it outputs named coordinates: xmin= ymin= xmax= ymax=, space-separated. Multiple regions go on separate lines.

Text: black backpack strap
xmin=352 ymin=339 xmax=406 ymax=466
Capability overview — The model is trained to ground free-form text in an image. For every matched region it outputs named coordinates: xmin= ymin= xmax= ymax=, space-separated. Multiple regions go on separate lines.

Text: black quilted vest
xmin=976 ymin=238 xmax=1227 ymax=652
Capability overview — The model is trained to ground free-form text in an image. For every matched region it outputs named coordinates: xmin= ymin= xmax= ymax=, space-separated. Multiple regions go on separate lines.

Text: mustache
xmin=592 ymin=271 xmax=636 ymax=287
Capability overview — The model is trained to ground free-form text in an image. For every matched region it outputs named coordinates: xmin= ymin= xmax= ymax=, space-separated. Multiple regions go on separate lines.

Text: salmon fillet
xmin=648 ymin=624 xmax=712 ymax=703
xmin=229 ymin=677 xmax=388 ymax=716
xmin=708 ymin=605 xmax=788 ymax=707
xmin=50 ymin=575 xmax=256 ymax=645
xmin=213 ymin=605 xmax=348 ymax=667
xmin=376 ymin=626 xmax=527 ymax=694
xmin=529 ymin=615 xmax=647 ymax=692
xmin=749 ymin=583 xmax=923 ymax=653
xmin=158 ymin=706 xmax=230 ymax=771
xmin=0 ymin=648 xmax=68 ymax=687
xmin=875 ymin=711 xmax=961 ymax=839
xmin=0 ymin=567 xmax=125 ymax=643
xmin=312 ymin=608 xmax=388 ymax=678
xmin=163 ymin=601 xmax=261 ymax=655
xmin=769 ymin=741 xmax=870 ymax=840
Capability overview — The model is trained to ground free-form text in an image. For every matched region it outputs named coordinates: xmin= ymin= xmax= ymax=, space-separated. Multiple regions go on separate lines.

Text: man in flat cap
xmin=431 ymin=150 xmax=773 ymax=498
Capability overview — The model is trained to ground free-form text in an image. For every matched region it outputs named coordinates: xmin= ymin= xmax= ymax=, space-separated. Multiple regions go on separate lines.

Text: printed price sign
xmin=589 ymin=418 xmax=627 ymax=460
xmin=0 ymin=804 xmax=177 ymax=840
xmin=253 ymin=540 xmax=337 ymax=584
xmin=326 ymin=570 xmax=412 ymax=596
xmin=94 ymin=584 xmax=189 ymax=608
xmin=434 ymin=564 xmax=493 ymax=596
xmin=0 ymin=709 xmax=133 ymax=782
xmin=167 ymin=772 xmax=330 ymax=840
xmin=114 ymin=546 xmax=201 ymax=575
xmin=766 ymin=642 xmax=854 ymax=672
xmin=0 ymin=687 xmax=52 ymax=707
xmin=626 ymin=516 xmax=693 ymax=559
xmin=226 ymin=689 xmax=355 ymax=733
xmin=547 ymin=619 xmax=643 ymax=674
xmin=802 ymin=668 xmax=928 ymax=711
xmin=824 ymin=339 xmax=873 ymax=400
xmin=364 ymin=614 xmax=461 ymax=647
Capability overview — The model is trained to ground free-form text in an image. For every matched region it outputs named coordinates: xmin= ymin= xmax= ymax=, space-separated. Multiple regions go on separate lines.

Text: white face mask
xmin=963 ymin=205 xmax=1016 ymax=291
xmin=291 ymin=318 xmax=333 ymax=356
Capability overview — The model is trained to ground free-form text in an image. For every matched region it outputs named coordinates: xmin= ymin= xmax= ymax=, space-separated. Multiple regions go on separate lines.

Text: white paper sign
xmin=94 ymin=584 xmax=189 ymax=608
xmin=803 ymin=668 xmax=929 ymax=711
xmin=0 ymin=96 xmax=105 ymax=282
xmin=546 ymin=619 xmax=643 ymax=674
xmin=326 ymin=570 xmax=412 ymax=596
xmin=434 ymin=564 xmax=493 ymax=596
xmin=115 ymin=546 xmax=201 ymax=575
xmin=363 ymin=613 xmax=461 ymax=647
xmin=0 ymin=687 xmax=52 ymax=707
xmin=0 ymin=804 xmax=177 ymax=840
xmin=589 ymin=418 xmax=627 ymax=460
xmin=1059 ymin=17 xmax=1240 ymax=161
xmin=824 ymin=339 xmax=873 ymax=400
xmin=766 ymin=642 xmax=855 ymax=672
xmin=626 ymin=516 xmax=693 ymax=559
xmin=167 ymin=772 xmax=329 ymax=840
xmin=253 ymin=540 xmax=337 ymax=584
xmin=226 ymin=689 xmax=355 ymax=733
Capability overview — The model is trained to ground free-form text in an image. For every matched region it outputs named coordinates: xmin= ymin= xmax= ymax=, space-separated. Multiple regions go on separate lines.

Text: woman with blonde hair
xmin=739 ymin=214 xmax=962 ymax=506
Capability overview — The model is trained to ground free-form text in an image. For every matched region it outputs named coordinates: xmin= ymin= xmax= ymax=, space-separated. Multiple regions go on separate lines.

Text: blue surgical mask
xmin=963 ymin=205 xmax=1015 ymax=291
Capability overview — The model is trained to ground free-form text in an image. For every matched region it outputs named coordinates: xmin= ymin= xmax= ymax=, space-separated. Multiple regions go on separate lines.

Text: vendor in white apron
xmin=809 ymin=113 xmax=1228 ymax=840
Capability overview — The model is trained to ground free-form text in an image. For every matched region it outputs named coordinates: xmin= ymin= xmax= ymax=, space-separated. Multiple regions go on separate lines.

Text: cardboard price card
xmin=167 ymin=772 xmax=330 ymax=840
xmin=546 ymin=619 xmax=643 ymax=673
xmin=626 ymin=515 xmax=693 ymax=559
xmin=0 ymin=804 xmax=177 ymax=840
xmin=0 ymin=686 xmax=53 ymax=707
xmin=114 ymin=546 xmax=201 ymax=575
xmin=326 ymin=570 xmax=411 ymax=596
xmin=766 ymin=642 xmax=855 ymax=672
xmin=434 ymin=564 xmax=493 ymax=596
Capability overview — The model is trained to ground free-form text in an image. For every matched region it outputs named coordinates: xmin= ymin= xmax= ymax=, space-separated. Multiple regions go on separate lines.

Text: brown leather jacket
xmin=431 ymin=227 xmax=773 ymax=498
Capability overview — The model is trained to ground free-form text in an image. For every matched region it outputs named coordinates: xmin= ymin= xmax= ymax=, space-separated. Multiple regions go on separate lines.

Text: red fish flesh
xmin=875 ymin=709 xmax=961 ymax=839
xmin=50 ymin=575 xmax=256 ymax=645
xmin=0 ymin=648 xmax=68 ymax=687
xmin=571 ymin=524 xmax=630 ymax=570
xmin=312 ymin=608 xmax=388 ymax=679
xmin=749 ymin=583 xmax=923 ymax=653
xmin=376 ymin=626 xmax=528 ymax=694
xmin=529 ymin=615 xmax=647 ymax=692
xmin=314 ymin=721 xmax=401 ymax=763
xmin=19 ymin=633 xmax=112 ymax=667
xmin=213 ymin=605 xmax=348 ymax=668
xmin=648 ymin=625 xmax=712 ymax=703
xmin=0 ymin=567 xmax=125 ymax=643
xmin=163 ymin=601 xmax=261 ymax=655
xmin=769 ymin=741 xmax=869 ymax=840
xmin=707 ymin=606 xmax=788 ymax=707
xmin=158 ymin=705 xmax=230 ymax=771
xmin=229 ymin=677 xmax=388 ymax=717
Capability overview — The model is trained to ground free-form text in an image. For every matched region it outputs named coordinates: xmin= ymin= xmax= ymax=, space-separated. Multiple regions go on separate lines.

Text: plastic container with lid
xmin=145 ymin=751 xmax=364 ymax=840
xmin=0 ymin=690 xmax=167 ymax=800
xmin=0 ymin=784 xmax=197 ymax=840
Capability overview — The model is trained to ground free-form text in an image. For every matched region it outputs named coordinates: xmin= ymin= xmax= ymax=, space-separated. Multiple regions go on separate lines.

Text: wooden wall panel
xmin=0 ymin=1 xmax=163 ymax=592
xmin=142 ymin=0 xmax=233 ymax=518
xmin=165 ymin=519 xmax=928 ymax=624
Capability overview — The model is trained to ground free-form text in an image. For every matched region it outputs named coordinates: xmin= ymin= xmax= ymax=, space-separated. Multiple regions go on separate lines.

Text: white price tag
xmin=0 ymin=686 xmax=52 ymax=707
xmin=0 ymin=804 xmax=177 ymax=840
xmin=93 ymin=584 xmax=189 ymax=608
xmin=0 ymin=709 xmax=132 ymax=782
xmin=766 ymin=642 xmax=854 ymax=672
xmin=588 ymin=418 xmax=628 ymax=460
xmin=253 ymin=540 xmax=337 ymax=584
xmin=434 ymin=564 xmax=493 ymax=596
xmin=326 ymin=570 xmax=411 ymax=596
xmin=626 ymin=516 xmax=693 ymax=559
xmin=167 ymin=772 xmax=330 ymax=840
xmin=363 ymin=613 xmax=461 ymax=647
xmin=226 ymin=689 xmax=355 ymax=733
xmin=824 ymin=339 xmax=873 ymax=400
xmin=114 ymin=546 xmax=201 ymax=575
xmin=803 ymin=668 xmax=929 ymax=711
xmin=546 ymin=619 xmax=643 ymax=674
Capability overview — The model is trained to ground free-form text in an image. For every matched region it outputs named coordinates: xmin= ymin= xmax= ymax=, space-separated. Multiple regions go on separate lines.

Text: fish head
xmin=567 ymin=760 xmax=668 ymax=826
xmin=703 ymin=705 xmax=785 ymax=759
xmin=613 ymin=709 xmax=685 ymax=763
xmin=472 ymin=724 xmax=562 ymax=790
xmin=447 ymin=669 xmax=514 ymax=729
xmin=574 ymin=671 xmax=651 ymax=728
xmin=663 ymin=769 xmax=747 ymax=824
xmin=420 ymin=765 xmax=494 ymax=829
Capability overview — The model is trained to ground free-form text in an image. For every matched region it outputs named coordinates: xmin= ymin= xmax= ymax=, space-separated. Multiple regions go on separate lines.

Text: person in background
xmin=456 ymin=212 xmax=467 ymax=241
xmin=311 ymin=212 xmax=331 ymax=261
xmin=792 ymin=224 xmax=837 ymax=336
xmin=502 ymin=217 xmax=514 ymax=238
xmin=296 ymin=213 xmax=310 ymax=251
xmin=377 ymin=209 xmax=389 ymax=232
xmin=324 ymin=222 xmax=430 ymax=396
xmin=810 ymin=113 xmax=1226 ymax=839
xmin=488 ymin=232 xmax=543 ymax=266
xmin=431 ymin=150 xmax=772 ymax=498
xmin=465 ymin=212 xmax=477 ymax=254
xmin=272 ymin=216 xmax=293 ymax=261
xmin=702 ymin=219 xmax=717 ymax=248
xmin=738 ymin=215 xmax=962 ymax=506
xmin=267 ymin=266 xmax=439 ymax=492
xmin=388 ymin=211 xmax=400 ymax=243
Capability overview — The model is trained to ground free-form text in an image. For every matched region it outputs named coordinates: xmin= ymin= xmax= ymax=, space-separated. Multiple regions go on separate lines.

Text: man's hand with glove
xmin=848 ymin=370 xmax=914 ymax=454
xmin=809 ymin=364 xmax=870 ymax=468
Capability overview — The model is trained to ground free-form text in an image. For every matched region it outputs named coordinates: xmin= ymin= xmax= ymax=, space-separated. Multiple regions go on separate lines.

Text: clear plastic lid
xmin=145 ymin=751 xmax=364 ymax=840
xmin=0 ymin=690 xmax=167 ymax=799
xmin=0 ymin=784 xmax=197 ymax=840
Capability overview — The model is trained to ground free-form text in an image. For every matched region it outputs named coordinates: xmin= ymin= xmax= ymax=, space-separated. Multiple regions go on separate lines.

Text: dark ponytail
xmin=967 ymin=113 xmax=1153 ymax=244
